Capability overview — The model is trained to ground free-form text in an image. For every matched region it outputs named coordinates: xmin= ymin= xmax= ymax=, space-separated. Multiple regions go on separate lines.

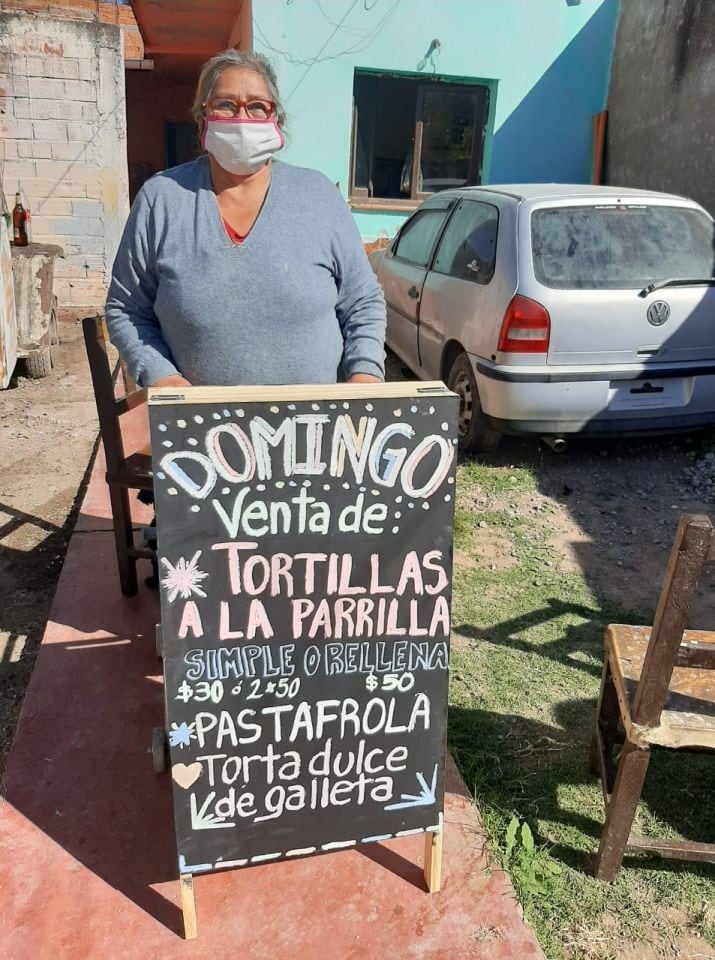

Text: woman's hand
xmin=151 ymin=374 xmax=192 ymax=388
xmin=348 ymin=373 xmax=382 ymax=384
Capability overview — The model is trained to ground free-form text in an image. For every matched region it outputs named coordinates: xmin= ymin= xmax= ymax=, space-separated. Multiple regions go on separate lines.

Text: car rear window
xmin=531 ymin=204 xmax=715 ymax=290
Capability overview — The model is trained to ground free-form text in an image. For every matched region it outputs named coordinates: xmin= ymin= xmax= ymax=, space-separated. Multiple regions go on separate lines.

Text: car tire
xmin=447 ymin=352 xmax=501 ymax=454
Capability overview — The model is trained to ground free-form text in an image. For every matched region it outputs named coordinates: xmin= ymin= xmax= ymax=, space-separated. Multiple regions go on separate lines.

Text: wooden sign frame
xmin=148 ymin=382 xmax=458 ymax=938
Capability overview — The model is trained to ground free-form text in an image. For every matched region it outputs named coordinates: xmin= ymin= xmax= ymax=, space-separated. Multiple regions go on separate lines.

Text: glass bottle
xmin=12 ymin=186 xmax=28 ymax=247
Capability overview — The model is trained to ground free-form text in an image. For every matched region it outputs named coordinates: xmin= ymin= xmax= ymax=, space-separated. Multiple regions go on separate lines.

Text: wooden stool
xmin=82 ymin=315 xmax=154 ymax=595
xmin=591 ymin=513 xmax=715 ymax=880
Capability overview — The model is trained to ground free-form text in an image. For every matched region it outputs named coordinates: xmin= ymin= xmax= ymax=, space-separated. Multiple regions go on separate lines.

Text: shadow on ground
xmin=448 ymin=691 xmax=715 ymax=877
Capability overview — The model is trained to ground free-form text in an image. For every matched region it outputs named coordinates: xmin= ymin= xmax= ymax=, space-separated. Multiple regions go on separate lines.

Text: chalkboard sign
xmin=149 ymin=383 xmax=458 ymax=877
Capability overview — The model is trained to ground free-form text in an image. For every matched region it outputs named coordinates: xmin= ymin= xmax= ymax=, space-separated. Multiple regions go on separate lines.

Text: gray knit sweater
xmin=105 ymin=157 xmax=386 ymax=387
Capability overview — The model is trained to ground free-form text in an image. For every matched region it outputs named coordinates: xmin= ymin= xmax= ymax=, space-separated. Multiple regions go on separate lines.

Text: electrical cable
xmin=284 ymin=0 xmax=362 ymax=102
xmin=314 ymin=0 xmax=366 ymax=38
xmin=334 ymin=1 xmax=399 ymax=57
xmin=255 ymin=2 xmax=360 ymax=69
xmin=255 ymin=0 xmax=400 ymax=73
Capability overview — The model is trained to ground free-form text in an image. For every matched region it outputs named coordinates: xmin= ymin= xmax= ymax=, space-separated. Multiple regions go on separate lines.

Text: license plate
xmin=607 ymin=378 xmax=688 ymax=410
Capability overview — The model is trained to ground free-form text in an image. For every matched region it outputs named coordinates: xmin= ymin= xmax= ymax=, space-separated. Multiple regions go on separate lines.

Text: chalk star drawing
xmin=190 ymin=792 xmax=236 ymax=831
xmin=384 ymin=764 xmax=438 ymax=811
xmin=160 ymin=550 xmax=209 ymax=603
xmin=169 ymin=721 xmax=196 ymax=749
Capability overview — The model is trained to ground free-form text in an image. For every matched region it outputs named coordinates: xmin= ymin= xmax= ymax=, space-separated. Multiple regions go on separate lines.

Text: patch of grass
xmin=453 ymin=508 xmax=477 ymax=551
xmin=458 ymin=457 xmax=538 ymax=499
xmin=448 ymin=461 xmax=715 ymax=959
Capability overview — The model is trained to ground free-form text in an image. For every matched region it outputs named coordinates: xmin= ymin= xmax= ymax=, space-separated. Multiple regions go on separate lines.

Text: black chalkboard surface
xmin=149 ymin=383 xmax=458 ymax=877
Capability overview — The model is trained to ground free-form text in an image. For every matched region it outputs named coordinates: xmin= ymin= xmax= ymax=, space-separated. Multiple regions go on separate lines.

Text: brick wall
xmin=0 ymin=1 xmax=144 ymax=60
xmin=0 ymin=10 xmax=131 ymax=318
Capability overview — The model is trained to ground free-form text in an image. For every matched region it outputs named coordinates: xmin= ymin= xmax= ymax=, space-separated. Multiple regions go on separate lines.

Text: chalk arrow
xmin=190 ymin=792 xmax=236 ymax=831
xmin=384 ymin=764 xmax=438 ymax=811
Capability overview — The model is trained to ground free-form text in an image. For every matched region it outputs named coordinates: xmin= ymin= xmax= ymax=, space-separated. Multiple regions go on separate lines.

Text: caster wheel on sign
xmin=151 ymin=726 xmax=168 ymax=773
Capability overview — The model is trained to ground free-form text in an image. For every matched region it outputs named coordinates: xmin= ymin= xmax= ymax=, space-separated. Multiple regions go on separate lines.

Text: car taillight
xmin=497 ymin=295 xmax=551 ymax=353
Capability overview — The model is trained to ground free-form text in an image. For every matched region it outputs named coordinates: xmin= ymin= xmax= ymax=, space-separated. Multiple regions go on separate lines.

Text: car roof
xmin=450 ymin=183 xmax=695 ymax=204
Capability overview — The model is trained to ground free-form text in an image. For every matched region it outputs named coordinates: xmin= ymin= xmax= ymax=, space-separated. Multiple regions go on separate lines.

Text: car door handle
xmin=408 ymin=286 xmax=420 ymax=299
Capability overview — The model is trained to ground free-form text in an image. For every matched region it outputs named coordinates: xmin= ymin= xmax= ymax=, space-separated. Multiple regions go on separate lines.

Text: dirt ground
xmin=466 ymin=428 xmax=715 ymax=628
xmin=0 ymin=321 xmax=99 ymax=776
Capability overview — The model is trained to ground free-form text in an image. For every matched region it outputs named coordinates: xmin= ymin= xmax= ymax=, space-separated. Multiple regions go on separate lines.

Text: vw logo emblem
xmin=647 ymin=301 xmax=670 ymax=326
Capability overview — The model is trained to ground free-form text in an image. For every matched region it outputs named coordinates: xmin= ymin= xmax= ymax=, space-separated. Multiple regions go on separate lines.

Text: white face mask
xmin=202 ymin=118 xmax=284 ymax=176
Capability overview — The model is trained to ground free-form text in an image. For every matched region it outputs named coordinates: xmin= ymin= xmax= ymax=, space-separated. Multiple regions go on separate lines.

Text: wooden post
xmin=424 ymin=829 xmax=443 ymax=893
xmin=180 ymin=873 xmax=197 ymax=940
xmin=591 ymin=110 xmax=607 ymax=185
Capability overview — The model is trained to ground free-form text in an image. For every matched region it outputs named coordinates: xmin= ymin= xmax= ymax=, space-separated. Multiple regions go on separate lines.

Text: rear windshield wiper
xmin=639 ymin=277 xmax=715 ymax=298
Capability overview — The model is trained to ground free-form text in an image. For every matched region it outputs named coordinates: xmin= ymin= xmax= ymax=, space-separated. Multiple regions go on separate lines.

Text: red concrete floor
xmin=0 ymin=417 xmax=545 ymax=960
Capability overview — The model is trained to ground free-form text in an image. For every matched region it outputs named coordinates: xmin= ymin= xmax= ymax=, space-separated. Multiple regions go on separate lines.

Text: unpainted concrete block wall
xmin=0 ymin=0 xmax=145 ymax=59
xmin=0 ymin=12 xmax=130 ymax=318
xmin=606 ymin=0 xmax=715 ymax=216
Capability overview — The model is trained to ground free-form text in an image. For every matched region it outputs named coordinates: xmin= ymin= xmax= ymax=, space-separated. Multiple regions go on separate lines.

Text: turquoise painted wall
xmin=253 ymin=0 xmax=620 ymax=239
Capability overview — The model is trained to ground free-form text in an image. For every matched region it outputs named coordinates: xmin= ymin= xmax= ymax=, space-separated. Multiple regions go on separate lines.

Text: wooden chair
xmin=82 ymin=315 xmax=154 ymax=596
xmin=591 ymin=513 xmax=715 ymax=880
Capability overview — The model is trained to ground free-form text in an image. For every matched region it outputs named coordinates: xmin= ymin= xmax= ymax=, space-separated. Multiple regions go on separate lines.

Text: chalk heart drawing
xmin=172 ymin=761 xmax=203 ymax=790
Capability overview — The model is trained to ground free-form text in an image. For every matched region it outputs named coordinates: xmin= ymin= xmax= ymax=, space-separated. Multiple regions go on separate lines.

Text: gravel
xmin=683 ymin=450 xmax=715 ymax=499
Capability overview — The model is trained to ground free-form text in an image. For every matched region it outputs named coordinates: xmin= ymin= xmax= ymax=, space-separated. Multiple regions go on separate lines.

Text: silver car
xmin=369 ymin=185 xmax=715 ymax=452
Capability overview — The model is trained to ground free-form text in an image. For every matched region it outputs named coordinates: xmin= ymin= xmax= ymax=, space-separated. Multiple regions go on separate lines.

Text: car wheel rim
xmin=453 ymin=371 xmax=473 ymax=438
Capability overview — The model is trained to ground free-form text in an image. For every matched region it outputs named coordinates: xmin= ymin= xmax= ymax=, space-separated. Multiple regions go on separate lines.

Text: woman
xmin=105 ymin=49 xmax=386 ymax=389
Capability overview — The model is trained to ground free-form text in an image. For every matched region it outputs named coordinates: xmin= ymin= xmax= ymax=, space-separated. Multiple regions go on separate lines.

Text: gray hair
xmin=191 ymin=49 xmax=286 ymax=129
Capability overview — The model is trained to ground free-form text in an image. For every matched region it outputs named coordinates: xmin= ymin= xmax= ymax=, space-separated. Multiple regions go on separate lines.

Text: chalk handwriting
xmin=159 ymin=413 xmax=454 ymax=506
xmin=151 ymin=393 xmax=457 ymax=866
xmin=192 ymin=694 xmax=431 ymax=750
xmin=210 ymin=546 xmax=448 ymax=598
xmin=181 ymin=640 xmax=448 ymax=683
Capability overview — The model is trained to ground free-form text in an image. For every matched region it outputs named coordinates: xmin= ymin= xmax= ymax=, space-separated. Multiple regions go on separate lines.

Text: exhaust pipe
xmin=543 ymin=436 xmax=567 ymax=453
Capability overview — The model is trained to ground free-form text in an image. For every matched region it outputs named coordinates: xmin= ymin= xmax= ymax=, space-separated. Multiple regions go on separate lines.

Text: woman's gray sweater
xmin=105 ymin=157 xmax=386 ymax=387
